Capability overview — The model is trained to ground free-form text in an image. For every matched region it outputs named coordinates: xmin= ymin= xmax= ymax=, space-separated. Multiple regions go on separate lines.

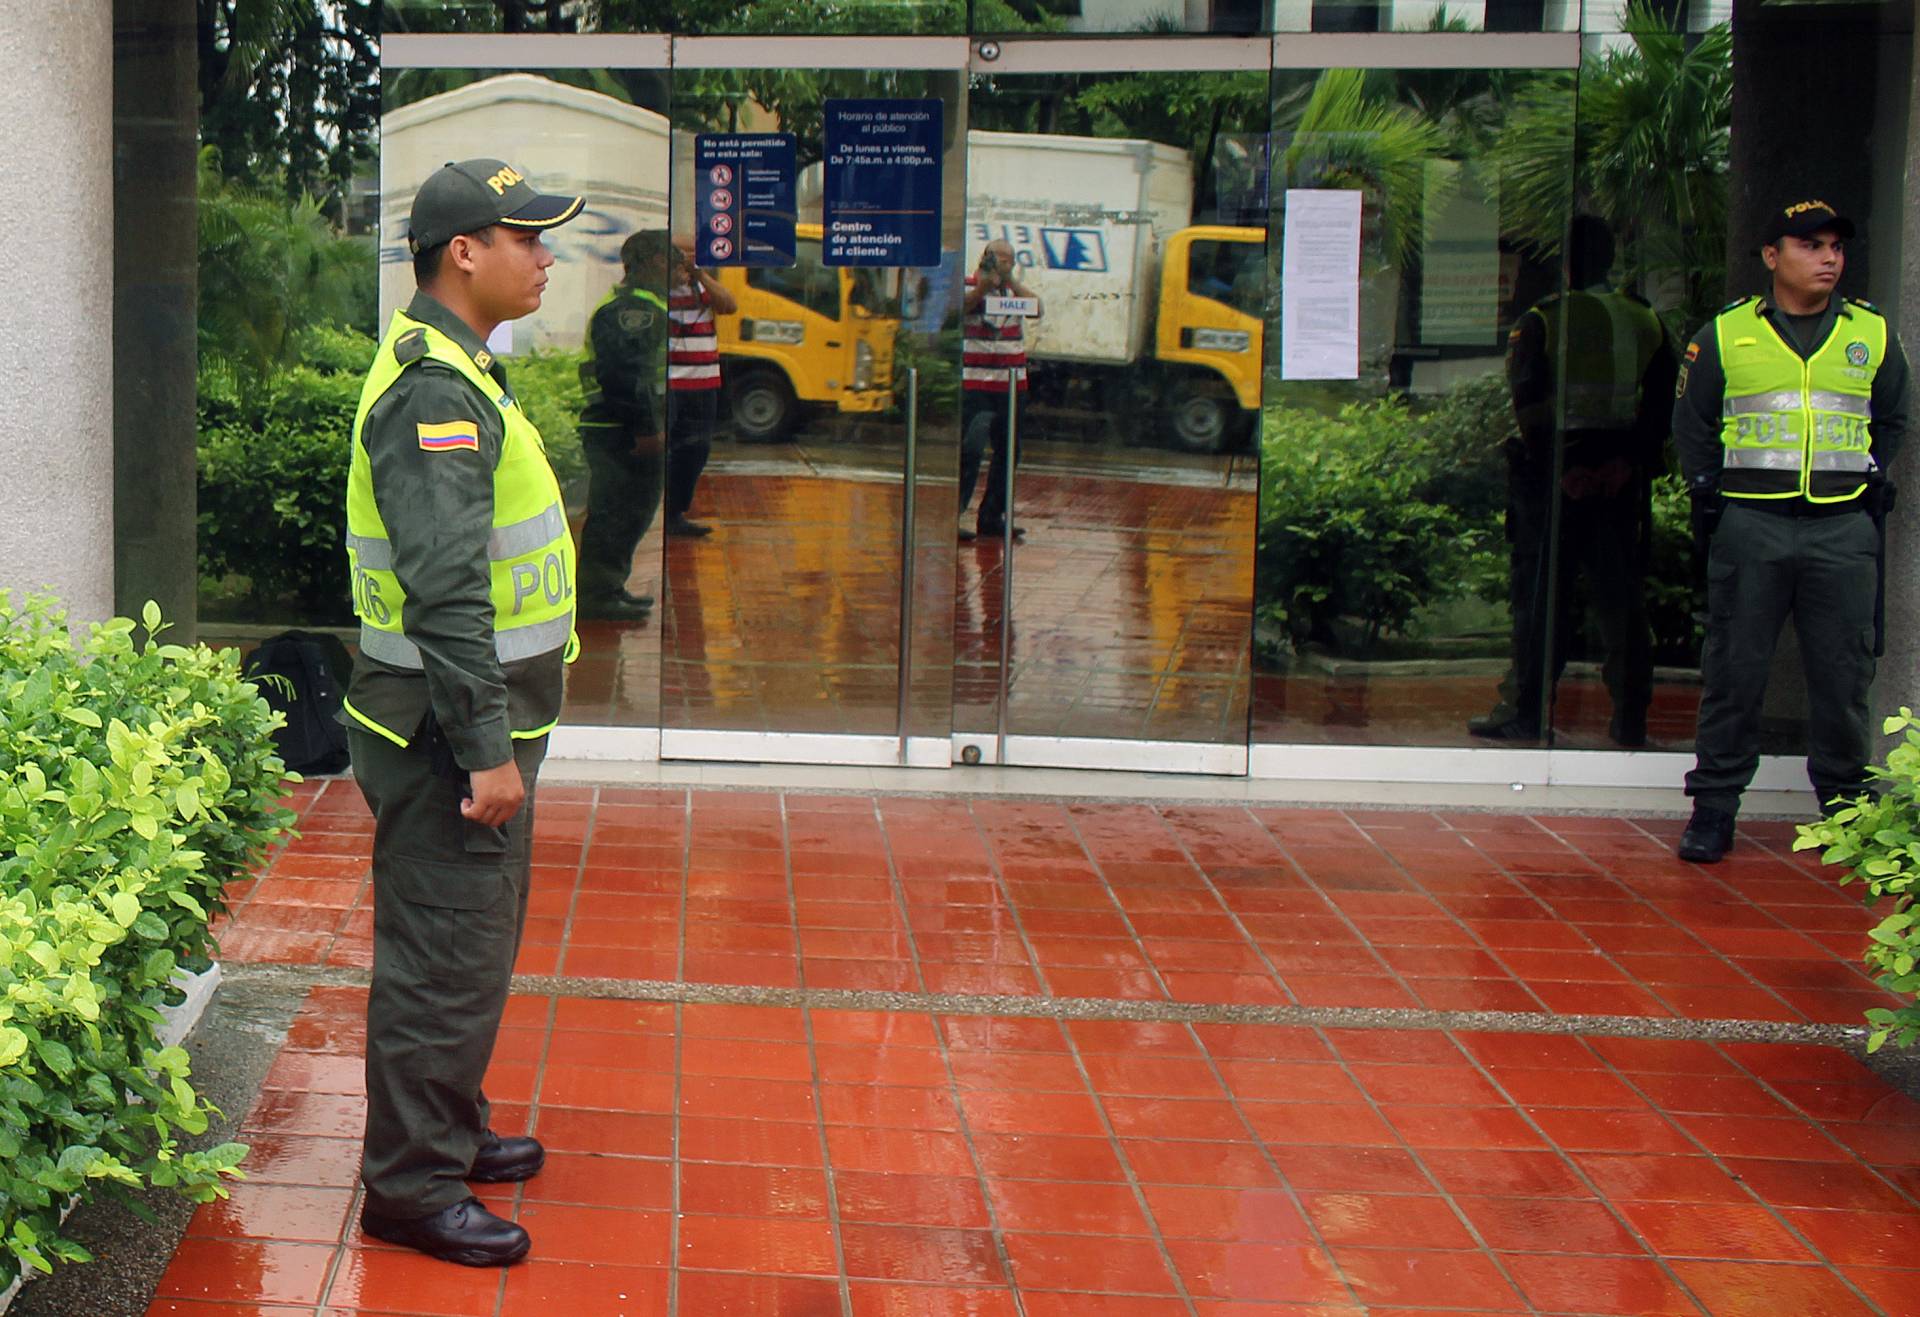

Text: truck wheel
xmin=1168 ymin=384 xmax=1236 ymax=453
xmin=729 ymin=368 xmax=797 ymax=443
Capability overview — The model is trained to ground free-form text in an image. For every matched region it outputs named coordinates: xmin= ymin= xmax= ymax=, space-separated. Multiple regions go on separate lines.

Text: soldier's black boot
xmin=1677 ymin=805 xmax=1735 ymax=863
xmin=469 ymin=1131 xmax=545 ymax=1183
xmin=361 ymin=1197 xmax=531 ymax=1267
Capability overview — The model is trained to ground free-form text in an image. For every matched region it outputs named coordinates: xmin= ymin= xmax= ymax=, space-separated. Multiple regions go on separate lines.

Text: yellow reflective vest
xmin=343 ymin=311 xmax=578 ymax=742
xmin=1520 ymin=290 xmax=1667 ymax=432
xmin=1715 ymin=297 xmax=1885 ymax=503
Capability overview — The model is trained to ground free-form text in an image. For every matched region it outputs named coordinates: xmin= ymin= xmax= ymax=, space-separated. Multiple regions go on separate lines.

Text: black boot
xmin=1677 ymin=805 xmax=1735 ymax=863
xmin=360 ymin=1197 xmax=531 ymax=1267
xmin=469 ymin=1131 xmax=545 ymax=1183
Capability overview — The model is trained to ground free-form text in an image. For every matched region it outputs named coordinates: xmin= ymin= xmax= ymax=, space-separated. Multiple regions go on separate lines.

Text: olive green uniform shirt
xmin=345 ymin=292 xmax=565 ymax=772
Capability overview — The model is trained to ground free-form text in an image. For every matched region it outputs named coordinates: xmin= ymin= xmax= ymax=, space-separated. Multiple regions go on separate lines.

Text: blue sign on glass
xmin=822 ymin=98 xmax=943 ymax=268
xmin=693 ymin=133 xmax=796 ymax=267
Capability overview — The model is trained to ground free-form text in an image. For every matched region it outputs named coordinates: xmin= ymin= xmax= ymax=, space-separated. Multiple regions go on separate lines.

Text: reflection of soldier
xmin=1470 ymin=216 xmax=1675 ymax=747
xmin=959 ymin=239 xmax=1039 ymax=542
xmin=576 ymin=231 xmax=667 ymax=621
xmin=663 ymin=239 xmax=737 ymax=537
xmin=1674 ymin=199 xmax=1909 ymax=863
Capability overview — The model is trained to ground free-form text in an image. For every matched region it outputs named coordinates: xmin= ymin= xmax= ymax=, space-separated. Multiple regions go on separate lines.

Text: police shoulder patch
xmin=393 ymin=328 xmax=429 ymax=365
xmin=1848 ymin=298 xmax=1881 ymax=315
xmin=618 ymin=305 xmax=654 ymax=332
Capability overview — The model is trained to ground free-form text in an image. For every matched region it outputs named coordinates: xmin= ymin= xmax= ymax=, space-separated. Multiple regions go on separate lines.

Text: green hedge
xmin=198 ymin=329 xmax=588 ymax=622
xmin=0 ymin=596 xmax=294 ymax=1285
xmin=1259 ymin=384 xmax=1507 ymax=652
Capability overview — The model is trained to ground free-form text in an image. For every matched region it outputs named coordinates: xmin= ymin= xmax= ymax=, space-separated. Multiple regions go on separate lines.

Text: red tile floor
xmin=152 ymin=781 xmax=1920 ymax=1315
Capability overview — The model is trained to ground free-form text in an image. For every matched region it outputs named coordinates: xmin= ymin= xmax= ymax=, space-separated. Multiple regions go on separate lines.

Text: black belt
xmin=1734 ymin=498 xmax=1863 ymax=518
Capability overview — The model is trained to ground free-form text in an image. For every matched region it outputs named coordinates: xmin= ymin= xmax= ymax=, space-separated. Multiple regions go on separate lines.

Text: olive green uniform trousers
xmin=1686 ymin=503 xmax=1879 ymax=814
xmin=349 ymin=728 xmax=545 ymax=1218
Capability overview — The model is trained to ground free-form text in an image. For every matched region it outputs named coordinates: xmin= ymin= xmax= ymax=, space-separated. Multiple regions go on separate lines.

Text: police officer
xmin=340 ymin=158 xmax=583 ymax=1265
xmin=1471 ymin=216 xmax=1674 ymax=746
xmin=1675 ymin=199 xmax=1909 ymax=862
xmin=576 ymin=230 xmax=669 ymax=620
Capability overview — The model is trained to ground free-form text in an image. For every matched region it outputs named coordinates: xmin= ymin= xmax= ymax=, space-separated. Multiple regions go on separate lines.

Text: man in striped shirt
xmin=664 ymin=238 xmax=737 ymax=537
xmin=959 ymin=239 xmax=1039 ymax=541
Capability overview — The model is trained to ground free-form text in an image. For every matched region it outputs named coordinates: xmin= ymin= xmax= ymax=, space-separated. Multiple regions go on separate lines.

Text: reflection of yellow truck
xmin=967 ymin=131 xmax=1265 ymax=452
xmin=720 ymin=134 xmax=1263 ymax=452
xmin=710 ymin=223 xmax=900 ymax=442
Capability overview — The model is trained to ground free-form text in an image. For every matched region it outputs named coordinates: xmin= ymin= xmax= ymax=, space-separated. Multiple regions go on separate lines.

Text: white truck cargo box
xmin=964 ymin=130 xmax=1193 ymax=366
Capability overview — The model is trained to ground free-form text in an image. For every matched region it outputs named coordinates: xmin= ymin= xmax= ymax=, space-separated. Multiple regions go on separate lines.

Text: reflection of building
xmin=380 ymin=73 xmax=670 ymax=352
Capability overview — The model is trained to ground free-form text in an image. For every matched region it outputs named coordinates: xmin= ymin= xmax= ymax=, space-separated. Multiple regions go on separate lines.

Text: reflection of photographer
xmin=959 ymin=240 xmax=1039 ymax=542
xmin=663 ymin=237 xmax=737 ymax=537
xmin=1469 ymin=216 xmax=1676 ymax=747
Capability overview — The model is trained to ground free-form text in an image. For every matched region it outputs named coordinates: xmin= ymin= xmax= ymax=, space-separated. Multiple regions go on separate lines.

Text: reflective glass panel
xmin=661 ymin=67 xmax=964 ymax=743
xmin=1252 ymin=64 xmax=1575 ymax=747
xmin=957 ymin=63 xmax=1266 ymax=757
xmin=380 ymin=67 xmax=673 ymax=728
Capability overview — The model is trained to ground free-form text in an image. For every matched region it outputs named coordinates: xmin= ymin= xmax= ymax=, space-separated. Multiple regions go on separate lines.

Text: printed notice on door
xmin=1280 ymin=188 xmax=1362 ymax=381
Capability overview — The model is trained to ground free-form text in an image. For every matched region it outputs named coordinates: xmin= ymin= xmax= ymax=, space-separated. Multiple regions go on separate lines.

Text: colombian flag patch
xmin=417 ymin=420 xmax=480 ymax=453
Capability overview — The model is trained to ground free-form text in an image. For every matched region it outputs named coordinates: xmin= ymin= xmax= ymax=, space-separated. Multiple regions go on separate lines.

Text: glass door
xmin=657 ymin=36 xmax=969 ymax=767
xmin=954 ymin=35 xmax=1268 ymax=774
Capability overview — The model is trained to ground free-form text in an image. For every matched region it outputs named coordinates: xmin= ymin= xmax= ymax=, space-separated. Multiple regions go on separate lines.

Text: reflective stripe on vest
xmin=1715 ymin=299 xmax=1884 ymax=504
xmin=345 ymin=311 xmax=579 ymax=690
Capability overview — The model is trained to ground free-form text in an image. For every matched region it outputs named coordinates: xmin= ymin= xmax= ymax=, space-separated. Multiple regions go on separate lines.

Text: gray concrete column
xmin=1876 ymin=17 xmax=1920 ymax=737
xmin=0 ymin=2 xmax=115 ymax=624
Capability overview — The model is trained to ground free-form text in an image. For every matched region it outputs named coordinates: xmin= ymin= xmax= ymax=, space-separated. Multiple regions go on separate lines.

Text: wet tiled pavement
xmin=143 ymin=779 xmax=1920 ymax=1315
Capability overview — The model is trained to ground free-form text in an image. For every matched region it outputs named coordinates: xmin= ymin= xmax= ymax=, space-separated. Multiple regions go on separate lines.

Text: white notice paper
xmin=1280 ymin=188 xmax=1362 ymax=381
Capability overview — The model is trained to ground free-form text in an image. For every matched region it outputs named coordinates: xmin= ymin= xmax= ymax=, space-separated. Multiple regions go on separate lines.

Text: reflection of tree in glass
xmin=1488 ymin=1 xmax=1731 ymax=334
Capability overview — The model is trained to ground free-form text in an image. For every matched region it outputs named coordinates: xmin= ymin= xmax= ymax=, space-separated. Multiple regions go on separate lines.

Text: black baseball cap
xmin=1764 ymin=198 xmax=1855 ymax=245
xmin=407 ymin=158 xmax=583 ymax=254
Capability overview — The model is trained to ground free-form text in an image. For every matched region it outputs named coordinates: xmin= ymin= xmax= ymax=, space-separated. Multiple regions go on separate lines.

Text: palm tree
xmin=1490 ymin=1 xmax=1732 ymax=330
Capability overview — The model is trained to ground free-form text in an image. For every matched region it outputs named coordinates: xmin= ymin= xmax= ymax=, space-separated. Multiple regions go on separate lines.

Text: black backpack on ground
xmin=242 ymin=630 xmax=353 ymax=774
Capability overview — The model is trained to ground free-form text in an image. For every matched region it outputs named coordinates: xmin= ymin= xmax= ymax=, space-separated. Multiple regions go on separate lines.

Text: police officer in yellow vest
xmin=576 ymin=230 xmax=670 ymax=621
xmin=341 ymin=158 xmax=583 ymax=1265
xmin=1471 ymin=216 xmax=1674 ymax=746
xmin=1675 ymin=199 xmax=1909 ymax=862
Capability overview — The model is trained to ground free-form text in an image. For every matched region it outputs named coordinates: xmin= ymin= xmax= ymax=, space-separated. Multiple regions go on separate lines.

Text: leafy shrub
xmin=0 ymin=596 xmax=295 ymax=1284
xmin=198 ymin=364 xmax=361 ymax=621
xmin=1259 ymin=388 xmax=1502 ymax=651
xmin=197 ymin=339 xmax=588 ymax=621
xmin=1795 ymin=710 xmax=1920 ymax=1051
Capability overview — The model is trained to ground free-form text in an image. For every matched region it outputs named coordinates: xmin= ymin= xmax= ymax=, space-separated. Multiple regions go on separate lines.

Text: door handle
xmin=826 ymin=340 xmax=842 ymax=348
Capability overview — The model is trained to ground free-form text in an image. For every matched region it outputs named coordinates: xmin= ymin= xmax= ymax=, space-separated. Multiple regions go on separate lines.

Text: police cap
xmin=1763 ymin=198 xmax=1856 ymax=246
xmin=408 ymin=158 xmax=584 ymax=255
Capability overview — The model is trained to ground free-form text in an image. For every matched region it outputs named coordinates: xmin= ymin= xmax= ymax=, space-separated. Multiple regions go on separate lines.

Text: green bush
xmin=1795 ymin=710 xmax=1920 ymax=1051
xmin=1259 ymin=388 xmax=1502 ymax=651
xmin=197 ymin=338 xmax=588 ymax=621
xmin=0 ymin=596 xmax=295 ymax=1284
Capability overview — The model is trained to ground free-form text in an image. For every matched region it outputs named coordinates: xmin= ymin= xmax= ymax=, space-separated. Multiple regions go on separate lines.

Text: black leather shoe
xmin=577 ymin=595 xmax=650 ymax=622
xmin=360 ymin=1197 xmax=531 ymax=1267
xmin=666 ymin=515 xmax=712 ymax=537
xmin=977 ymin=521 xmax=1026 ymax=540
xmin=1467 ymin=713 xmax=1541 ymax=741
xmin=1609 ymin=711 xmax=1648 ymax=748
xmin=1678 ymin=805 xmax=1735 ymax=863
xmin=957 ymin=525 xmax=977 ymax=543
xmin=617 ymin=589 xmax=655 ymax=610
xmin=469 ymin=1132 xmax=545 ymax=1183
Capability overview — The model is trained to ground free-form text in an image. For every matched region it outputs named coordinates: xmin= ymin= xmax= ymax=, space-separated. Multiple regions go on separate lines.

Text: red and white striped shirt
xmin=668 ymin=279 xmax=721 ymax=392
xmin=962 ymin=275 xmax=1028 ymax=394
